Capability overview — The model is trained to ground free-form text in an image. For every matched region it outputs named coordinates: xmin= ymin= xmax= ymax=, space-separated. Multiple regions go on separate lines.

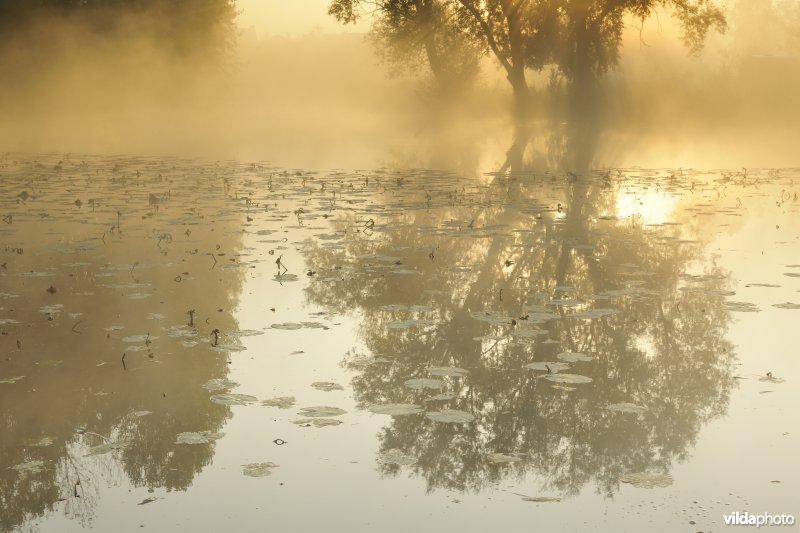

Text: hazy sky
xmin=237 ymin=0 xmax=368 ymax=35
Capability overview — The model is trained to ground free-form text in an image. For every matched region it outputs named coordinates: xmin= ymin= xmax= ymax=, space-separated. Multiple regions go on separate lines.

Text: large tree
xmin=330 ymin=0 xmax=726 ymax=117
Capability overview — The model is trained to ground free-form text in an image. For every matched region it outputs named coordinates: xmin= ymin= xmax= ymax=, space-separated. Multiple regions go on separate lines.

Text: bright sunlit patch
xmin=613 ymin=189 xmax=678 ymax=225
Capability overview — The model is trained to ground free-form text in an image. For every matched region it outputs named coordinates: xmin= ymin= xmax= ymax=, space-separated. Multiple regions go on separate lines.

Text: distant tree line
xmin=0 ymin=0 xmax=238 ymax=58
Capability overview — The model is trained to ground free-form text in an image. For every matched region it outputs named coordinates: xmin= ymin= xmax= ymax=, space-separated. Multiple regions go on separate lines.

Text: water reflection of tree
xmin=0 ymin=156 xmax=249 ymax=530
xmin=303 ymin=171 xmax=735 ymax=496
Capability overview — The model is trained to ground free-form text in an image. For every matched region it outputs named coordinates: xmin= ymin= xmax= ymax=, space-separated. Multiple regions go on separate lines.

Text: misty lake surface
xmin=1 ymin=153 xmax=798 ymax=532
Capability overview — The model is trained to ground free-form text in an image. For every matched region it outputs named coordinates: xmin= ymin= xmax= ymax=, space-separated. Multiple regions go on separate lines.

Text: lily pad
xmin=522 ymin=496 xmax=561 ymax=502
xmin=556 ymin=352 xmax=593 ymax=362
xmin=311 ymin=381 xmax=344 ymax=391
xmin=228 ymin=329 xmax=264 ymax=337
xmin=426 ymin=366 xmax=469 ymax=377
xmin=210 ymin=344 xmax=247 ymax=353
xmin=368 ymin=403 xmax=423 ymax=416
xmin=242 ymin=462 xmax=279 ymax=477
xmin=261 ymin=396 xmax=296 ymax=409
xmin=121 ymin=334 xmax=158 ymax=343
xmin=569 ymin=308 xmax=619 ymax=319
xmin=26 ymin=437 xmax=54 ymax=447
xmin=11 ymin=460 xmax=45 ymax=474
xmin=210 ymin=394 xmax=258 ymax=406
xmin=271 ymin=322 xmax=303 ymax=330
xmin=725 ymin=301 xmax=761 ymax=312
xmin=620 ymin=472 xmax=673 ymax=488
xmin=425 ymin=409 xmax=474 ymax=424
xmin=175 ymin=431 xmax=225 ymax=445
xmin=387 ymin=319 xmax=437 ymax=329
xmin=405 ymin=378 xmax=445 ymax=390
xmin=772 ymin=302 xmax=800 ymax=309
xmin=525 ymin=362 xmax=571 ymax=373
xmin=426 ymin=392 xmax=457 ymax=401
xmin=167 ymin=326 xmax=196 ymax=338
xmin=297 ymin=406 xmax=347 ymax=417
xmin=544 ymin=373 xmax=593 ymax=384
xmin=758 ymin=374 xmax=786 ymax=383
xmin=273 ymin=273 xmax=299 ymax=282
xmin=607 ymin=403 xmax=648 ymax=414
xmin=486 ymin=453 xmax=522 ymax=464
xmin=85 ymin=440 xmax=130 ymax=456
xmin=202 ymin=378 xmax=239 ymax=392
xmin=470 ymin=310 xmax=513 ymax=325
xmin=293 ymin=418 xmax=343 ymax=427
xmin=0 ymin=376 xmax=25 ymax=384
xmin=377 ymin=448 xmax=416 ymax=466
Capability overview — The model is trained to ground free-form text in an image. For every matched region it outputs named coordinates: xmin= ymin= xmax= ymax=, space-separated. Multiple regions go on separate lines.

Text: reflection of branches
xmin=303 ymin=170 xmax=736 ymax=496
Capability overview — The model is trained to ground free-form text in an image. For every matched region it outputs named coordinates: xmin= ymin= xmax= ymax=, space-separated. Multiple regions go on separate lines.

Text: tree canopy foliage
xmin=330 ymin=0 xmax=726 ymax=113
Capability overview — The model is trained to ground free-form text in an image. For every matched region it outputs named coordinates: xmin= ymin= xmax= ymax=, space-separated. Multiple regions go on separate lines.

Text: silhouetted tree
xmin=331 ymin=0 xmax=726 ymax=120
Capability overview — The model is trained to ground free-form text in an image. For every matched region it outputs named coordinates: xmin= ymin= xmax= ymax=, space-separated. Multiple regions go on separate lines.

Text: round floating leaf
xmin=242 ymin=462 xmax=278 ymax=477
xmin=426 ymin=409 xmax=474 ymax=424
xmin=486 ymin=453 xmax=522 ymax=464
xmin=773 ymin=302 xmax=800 ymax=309
xmin=377 ymin=449 xmax=416 ymax=466
xmin=387 ymin=319 xmax=437 ymax=329
xmin=85 ymin=441 xmax=130 ymax=456
xmin=210 ymin=344 xmax=247 ymax=353
xmin=271 ymin=323 xmax=303 ymax=330
xmin=311 ymin=381 xmax=344 ymax=391
xmin=122 ymin=334 xmax=158 ymax=343
xmin=470 ymin=310 xmax=513 ymax=325
xmin=620 ymin=472 xmax=673 ymax=488
xmin=426 ymin=366 xmax=469 ymax=377
xmin=261 ymin=396 xmax=296 ymax=409
xmin=405 ymin=378 xmax=445 ymax=390
xmin=725 ymin=301 xmax=761 ymax=312
xmin=522 ymin=496 xmax=561 ymax=502
xmin=544 ymin=373 xmax=593 ymax=384
xmin=210 ymin=394 xmax=258 ymax=406
xmin=11 ymin=460 xmax=45 ymax=473
xmin=297 ymin=406 xmax=347 ymax=417
xmin=0 ymin=376 xmax=25 ymax=384
xmin=26 ymin=437 xmax=54 ymax=447
xmin=525 ymin=362 xmax=571 ymax=373
xmin=293 ymin=418 xmax=343 ymax=427
xmin=557 ymin=352 xmax=593 ymax=363
xmin=368 ymin=403 xmax=423 ymax=416
xmin=426 ymin=392 xmax=456 ymax=401
xmin=273 ymin=273 xmax=299 ymax=282
xmin=175 ymin=431 xmax=225 ymax=445
xmin=607 ymin=403 xmax=648 ymax=414
xmin=202 ymin=378 xmax=239 ymax=392
xmin=167 ymin=326 xmax=196 ymax=338
xmin=569 ymin=308 xmax=619 ymax=319
xmin=228 ymin=329 xmax=264 ymax=337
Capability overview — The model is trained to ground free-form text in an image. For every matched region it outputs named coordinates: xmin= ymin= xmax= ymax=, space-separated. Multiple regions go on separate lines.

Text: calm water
xmin=1 ymin=154 xmax=798 ymax=532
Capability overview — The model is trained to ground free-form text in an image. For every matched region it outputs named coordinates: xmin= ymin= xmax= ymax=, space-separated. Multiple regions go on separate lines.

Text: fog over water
xmin=1 ymin=0 xmax=798 ymax=172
